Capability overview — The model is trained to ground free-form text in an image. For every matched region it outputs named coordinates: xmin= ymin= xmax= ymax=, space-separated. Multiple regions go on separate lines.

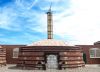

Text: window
xmin=90 ymin=48 xmax=100 ymax=58
xmin=13 ymin=48 xmax=19 ymax=58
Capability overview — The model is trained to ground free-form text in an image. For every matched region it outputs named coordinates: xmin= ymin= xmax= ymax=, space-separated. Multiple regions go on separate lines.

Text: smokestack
xmin=47 ymin=4 xmax=53 ymax=39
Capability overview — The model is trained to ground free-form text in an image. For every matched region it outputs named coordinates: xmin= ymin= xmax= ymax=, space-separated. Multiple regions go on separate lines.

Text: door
xmin=83 ymin=52 xmax=87 ymax=64
xmin=46 ymin=55 xmax=58 ymax=69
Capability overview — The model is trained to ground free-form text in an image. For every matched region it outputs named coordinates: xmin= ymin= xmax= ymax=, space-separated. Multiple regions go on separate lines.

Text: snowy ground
xmin=0 ymin=64 xmax=100 ymax=72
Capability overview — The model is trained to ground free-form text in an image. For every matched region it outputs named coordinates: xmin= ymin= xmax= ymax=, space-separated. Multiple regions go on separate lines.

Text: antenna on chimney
xmin=49 ymin=2 xmax=52 ymax=12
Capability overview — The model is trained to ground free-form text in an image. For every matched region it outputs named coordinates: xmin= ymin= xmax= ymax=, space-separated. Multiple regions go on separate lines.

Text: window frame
xmin=89 ymin=48 xmax=100 ymax=58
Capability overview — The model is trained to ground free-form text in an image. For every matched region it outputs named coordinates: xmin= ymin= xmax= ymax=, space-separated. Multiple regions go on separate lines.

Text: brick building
xmin=76 ymin=41 xmax=100 ymax=64
xmin=0 ymin=6 xmax=100 ymax=70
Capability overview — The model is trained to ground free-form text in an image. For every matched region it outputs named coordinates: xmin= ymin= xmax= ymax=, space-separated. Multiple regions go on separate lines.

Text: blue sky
xmin=0 ymin=0 xmax=100 ymax=45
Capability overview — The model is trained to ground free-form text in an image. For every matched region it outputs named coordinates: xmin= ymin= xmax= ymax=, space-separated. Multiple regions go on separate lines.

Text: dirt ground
xmin=0 ymin=64 xmax=100 ymax=72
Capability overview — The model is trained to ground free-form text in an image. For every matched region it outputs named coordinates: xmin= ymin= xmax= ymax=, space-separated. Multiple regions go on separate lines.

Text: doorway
xmin=46 ymin=54 xmax=58 ymax=69
xmin=83 ymin=52 xmax=87 ymax=64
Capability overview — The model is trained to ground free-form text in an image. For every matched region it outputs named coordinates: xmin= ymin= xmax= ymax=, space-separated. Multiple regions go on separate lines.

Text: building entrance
xmin=46 ymin=55 xmax=58 ymax=69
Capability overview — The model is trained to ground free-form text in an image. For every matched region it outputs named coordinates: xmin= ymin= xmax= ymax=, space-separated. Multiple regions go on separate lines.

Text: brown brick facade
xmin=0 ymin=45 xmax=26 ymax=64
xmin=76 ymin=45 xmax=100 ymax=64
xmin=0 ymin=42 xmax=100 ymax=64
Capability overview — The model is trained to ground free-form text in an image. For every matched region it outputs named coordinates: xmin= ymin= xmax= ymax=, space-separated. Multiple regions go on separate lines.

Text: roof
xmin=27 ymin=39 xmax=67 ymax=46
xmin=94 ymin=41 xmax=100 ymax=45
xmin=0 ymin=46 xmax=2 ymax=48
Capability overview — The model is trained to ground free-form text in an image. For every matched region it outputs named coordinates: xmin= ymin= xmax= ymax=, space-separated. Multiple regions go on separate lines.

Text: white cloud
xmin=44 ymin=0 xmax=61 ymax=2
xmin=52 ymin=0 xmax=100 ymax=45
xmin=23 ymin=0 xmax=100 ymax=45
xmin=0 ymin=6 xmax=21 ymax=31
xmin=0 ymin=0 xmax=100 ymax=45
xmin=15 ymin=0 xmax=38 ymax=10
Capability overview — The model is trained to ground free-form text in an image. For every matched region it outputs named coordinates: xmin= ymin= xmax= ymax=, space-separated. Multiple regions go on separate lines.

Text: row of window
xmin=13 ymin=48 xmax=100 ymax=58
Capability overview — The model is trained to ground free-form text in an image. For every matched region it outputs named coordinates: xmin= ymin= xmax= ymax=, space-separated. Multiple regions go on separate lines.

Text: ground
xmin=0 ymin=64 xmax=100 ymax=72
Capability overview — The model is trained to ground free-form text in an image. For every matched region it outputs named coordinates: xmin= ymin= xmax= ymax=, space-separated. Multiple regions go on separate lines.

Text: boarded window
xmin=90 ymin=48 xmax=100 ymax=58
xmin=13 ymin=48 xmax=19 ymax=58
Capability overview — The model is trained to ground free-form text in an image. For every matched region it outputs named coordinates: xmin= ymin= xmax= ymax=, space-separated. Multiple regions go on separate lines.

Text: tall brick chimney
xmin=47 ymin=4 xmax=53 ymax=39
